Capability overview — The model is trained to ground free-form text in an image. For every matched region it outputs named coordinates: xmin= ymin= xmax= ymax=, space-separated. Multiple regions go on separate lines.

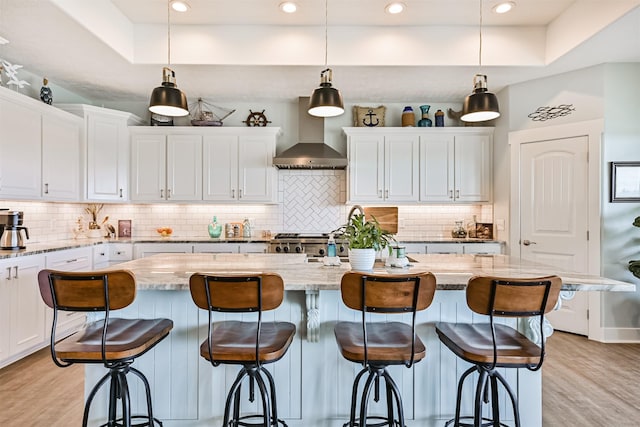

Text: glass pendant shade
xmin=149 ymin=67 xmax=189 ymax=117
xmin=461 ymin=74 xmax=500 ymax=122
xmin=308 ymin=68 xmax=344 ymax=117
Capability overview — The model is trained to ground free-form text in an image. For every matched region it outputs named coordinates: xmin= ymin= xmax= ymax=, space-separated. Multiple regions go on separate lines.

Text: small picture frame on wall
xmin=610 ymin=162 xmax=640 ymax=202
xmin=118 ymin=220 xmax=132 ymax=238
xmin=475 ymin=223 xmax=494 ymax=240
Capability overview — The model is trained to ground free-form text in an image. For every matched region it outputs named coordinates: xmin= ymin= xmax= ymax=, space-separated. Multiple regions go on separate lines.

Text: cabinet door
xmin=238 ymin=135 xmax=276 ymax=202
xmin=463 ymin=243 xmax=502 ymax=254
xmin=348 ymin=135 xmax=384 ymax=202
xmin=193 ymin=243 xmax=239 ymax=253
xmin=0 ymin=260 xmax=9 ymax=363
xmin=167 ymin=135 xmax=202 ymax=201
xmin=385 ymin=134 xmax=419 ymax=202
xmin=45 ymin=248 xmax=91 ymax=336
xmin=133 ymin=243 xmax=193 ymax=258
xmin=42 ymin=114 xmax=81 ymax=200
xmin=87 ymin=113 xmax=129 ymax=200
xmin=419 ymin=135 xmax=455 ymax=202
xmin=203 ymin=135 xmax=238 ymax=201
xmin=0 ymin=98 xmax=42 ymax=198
xmin=5 ymin=256 xmax=46 ymax=357
xmin=131 ymin=134 xmax=166 ymax=201
xmin=455 ymin=134 xmax=492 ymax=202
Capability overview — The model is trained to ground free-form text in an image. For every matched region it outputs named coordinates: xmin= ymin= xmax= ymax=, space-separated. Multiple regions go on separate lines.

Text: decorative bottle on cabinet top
xmin=242 ymin=218 xmax=251 ymax=238
xmin=417 ymin=105 xmax=433 ymax=127
xmin=401 ymin=106 xmax=415 ymax=127
xmin=435 ymin=109 xmax=445 ymax=127
xmin=208 ymin=216 xmax=222 ymax=238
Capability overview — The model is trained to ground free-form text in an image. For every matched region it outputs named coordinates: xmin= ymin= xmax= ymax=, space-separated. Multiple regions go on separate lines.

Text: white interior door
xmin=520 ymin=136 xmax=590 ymax=335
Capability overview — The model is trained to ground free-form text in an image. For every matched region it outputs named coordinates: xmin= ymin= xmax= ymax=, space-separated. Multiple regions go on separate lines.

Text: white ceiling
xmin=0 ymin=0 xmax=639 ymax=105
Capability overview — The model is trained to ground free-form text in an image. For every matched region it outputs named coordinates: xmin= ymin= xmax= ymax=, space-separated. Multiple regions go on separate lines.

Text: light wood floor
xmin=1 ymin=332 xmax=639 ymax=426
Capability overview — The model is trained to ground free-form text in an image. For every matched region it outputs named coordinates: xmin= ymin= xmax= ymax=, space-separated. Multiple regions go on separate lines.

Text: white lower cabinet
xmin=134 ymin=243 xmax=194 ymax=258
xmin=93 ymin=243 xmax=133 ymax=269
xmin=426 ymin=242 xmax=503 ymax=254
xmin=45 ymin=247 xmax=92 ymax=338
xmin=0 ymin=254 xmax=46 ymax=367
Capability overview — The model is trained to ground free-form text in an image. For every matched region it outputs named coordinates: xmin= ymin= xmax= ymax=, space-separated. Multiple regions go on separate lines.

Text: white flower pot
xmin=348 ymin=248 xmax=376 ymax=271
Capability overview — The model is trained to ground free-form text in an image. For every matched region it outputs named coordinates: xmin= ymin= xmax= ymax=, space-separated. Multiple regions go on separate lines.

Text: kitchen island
xmin=85 ymin=253 xmax=633 ymax=427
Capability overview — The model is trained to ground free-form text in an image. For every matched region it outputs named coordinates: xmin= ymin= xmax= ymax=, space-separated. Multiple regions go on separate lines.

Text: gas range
xmin=268 ymin=233 xmax=348 ymax=258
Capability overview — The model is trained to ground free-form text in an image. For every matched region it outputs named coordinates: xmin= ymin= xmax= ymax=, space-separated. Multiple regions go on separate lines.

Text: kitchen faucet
xmin=348 ymin=205 xmax=365 ymax=221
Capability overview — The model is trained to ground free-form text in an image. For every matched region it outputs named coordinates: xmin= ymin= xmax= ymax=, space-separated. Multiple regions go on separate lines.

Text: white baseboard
xmin=592 ymin=327 xmax=640 ymax=343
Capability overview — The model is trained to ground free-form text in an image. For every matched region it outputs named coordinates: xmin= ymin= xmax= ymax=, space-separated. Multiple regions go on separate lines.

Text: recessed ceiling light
xmin=493 ymin=1 xmax=515 ymax=14
xmin=279 ymin=2 xmax=298 ymax=14
xmin=385 ymin=2 xmax=406 ymax=14
xmin=170 ymin=1 xmax=190 ymax=13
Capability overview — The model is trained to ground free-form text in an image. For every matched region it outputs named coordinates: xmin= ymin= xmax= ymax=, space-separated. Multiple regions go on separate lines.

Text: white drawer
xmin=46 ymin=247 xmax=92 ymax=271
xmin=110 ymin=243 xmax=133 ymax=261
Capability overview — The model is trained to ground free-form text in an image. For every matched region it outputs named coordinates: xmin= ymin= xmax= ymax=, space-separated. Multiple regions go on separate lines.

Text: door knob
xmin=522 ymin=240 xmax=537 ymax=246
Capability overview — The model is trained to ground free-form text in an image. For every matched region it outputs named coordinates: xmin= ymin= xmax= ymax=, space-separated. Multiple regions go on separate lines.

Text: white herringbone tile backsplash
xmin=281 ymin=170 xmax=346 ymax=233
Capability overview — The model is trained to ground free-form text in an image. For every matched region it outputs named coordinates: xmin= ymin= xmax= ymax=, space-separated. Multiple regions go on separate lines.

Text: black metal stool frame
xmin=202 ymin=274 xmax=288 ymax=427
xmin=445 ymin=278 xmax=553 ymax=427
xmin=47 ymin=272 xmax=164 ymax=427
xmin=345 ymin=274 xmax=422 ymax=427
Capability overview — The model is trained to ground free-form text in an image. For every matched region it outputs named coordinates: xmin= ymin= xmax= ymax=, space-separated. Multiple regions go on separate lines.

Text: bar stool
xmin=334 ymin=271 xmax=437 ymax=427
xmin=189 ymin=272 xmax=296 ymax=427
xmin=435 ymin=275 xmax=562 ymax=427
xmin=37 ymin=269 xmax=174 ymax=427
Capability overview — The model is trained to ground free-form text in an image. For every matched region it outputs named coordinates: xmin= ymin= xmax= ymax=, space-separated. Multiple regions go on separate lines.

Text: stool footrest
xmin=97 ymin=415 xmax=163 ymax=427
xmin=230 ymin=414 xmax=288 ymax=427
xmin=342 ymin=416 xmax=404 ymax=427
xmin=444 ymin=416 xmax=510 ymax=427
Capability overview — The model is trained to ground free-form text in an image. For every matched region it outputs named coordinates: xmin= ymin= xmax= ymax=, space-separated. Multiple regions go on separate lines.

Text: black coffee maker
xmin=0 ymin=210 xmax=29 ymax=250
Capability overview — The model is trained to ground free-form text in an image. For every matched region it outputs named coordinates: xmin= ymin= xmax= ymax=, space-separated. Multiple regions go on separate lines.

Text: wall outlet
xmin=496 ymin=219 xmax=505 ymax=231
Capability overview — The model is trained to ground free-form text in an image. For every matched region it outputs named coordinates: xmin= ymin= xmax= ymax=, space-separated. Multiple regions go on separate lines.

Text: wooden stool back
xmin=340 ymin=271 xmax=436 ymax=313
xmin=38 ymin=269 xmax=136 ymax=311
xmin=189 ymin=272 xmax=284 ymax=312
xmin=466 ymin=275 xmax=562 ymax=317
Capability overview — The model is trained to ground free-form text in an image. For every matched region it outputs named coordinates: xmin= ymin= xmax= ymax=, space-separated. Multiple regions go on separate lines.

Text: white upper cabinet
xmin=41 ymin=113 xmax=82 ymax=200
xmin=0 ymin=90 xmax=42 ymax=199
xmin=419 ymin=128 xmax=493 ymax=203
xmin=130 ymin=131 xmax=203 ymax=201
xmin=345 ymin=128 xmax=419 ymax=203
xmin=203 ymin=128 xmax=279 ymax=203
xmin=58 ymin=104 xmax=144 ymax=201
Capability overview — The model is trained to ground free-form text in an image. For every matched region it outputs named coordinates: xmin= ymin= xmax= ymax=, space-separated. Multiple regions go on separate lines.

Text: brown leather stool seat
xmin=435 ymin=275 xmax=562 ymax=427
xmin=334 ymin=271 xmax=436 ymax=427
xmin=189 ymin=272 xmax=295 ymax=427
xmin=38 ymin=269 xmax=173 ymax=427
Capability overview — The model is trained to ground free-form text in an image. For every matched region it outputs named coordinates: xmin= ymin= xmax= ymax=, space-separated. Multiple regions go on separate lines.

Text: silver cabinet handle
xmin=13 ymin=266 xmax=18 ymax=279
xmin=116 ymin=251 xmax=124 ymax=255
xmin=66 ymin=258 xmax=78 ymax=263
xmin=238 ymin=189 xmax=242 ymax=199
xmin=522 ymin=240 xmax=537 ymax=246
xmin=232 ymin=189 xmax=236 ymax=199
xmin=119 ymin=188 xmax=123 ymax=198
xmin=6 ymin=267 xmax=11 ymax=280
xmin=456 ymin=189 xmax=460 ymax=199
xmin=449 ymin=190 xmax=453 ymax=199
xmin=44 ymin=183 xmax=49 ymax=194
xmin=167 ymin=189 xmax=171 ymax=199
xmin=384 ymin=189 xmax=389 ymax=199
xmin=160 ymin=189 xmax=164 ymax=198
xmin=378 ymin=190 xmax=383 ymax=198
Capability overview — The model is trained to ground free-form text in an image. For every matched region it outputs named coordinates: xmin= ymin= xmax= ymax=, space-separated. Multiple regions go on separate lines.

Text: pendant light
xmin=149 ymin=0 xmax=189 ymax=117
xmin=461 ymin=0 xmax=500 ymax=123
xmin=308 ymin=0 xmax=344 ymax=117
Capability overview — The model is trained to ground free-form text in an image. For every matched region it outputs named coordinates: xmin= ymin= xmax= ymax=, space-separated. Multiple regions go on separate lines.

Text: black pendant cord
xmin=323 ymin=0 xmax=328 ymax=67
xmin=167 ymin=0 xmax=172 ymax=67
xmin=478 ymin=0 xmax=483 ymax=68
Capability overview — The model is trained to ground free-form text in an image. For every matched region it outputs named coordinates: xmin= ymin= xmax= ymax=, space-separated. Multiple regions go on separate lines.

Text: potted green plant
xmin=335 ymin=213 xmax=395 ymax=270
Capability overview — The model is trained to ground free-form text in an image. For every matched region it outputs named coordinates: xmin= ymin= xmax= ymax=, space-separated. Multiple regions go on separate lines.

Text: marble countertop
xmin=106 ymin=253 xmax=635 ymax=292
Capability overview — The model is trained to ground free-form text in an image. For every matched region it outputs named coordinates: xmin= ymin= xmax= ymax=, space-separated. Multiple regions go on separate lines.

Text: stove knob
xmin=318 ymin=248 xmax=325 ymax=256
xmin=338 ymin=245 xmax=346 ymax=253
xmin=275 ymin=246 xmax=282 ymax=253
xmin=295 ymin=245 xmax=303 ymax=253
xmin=283 ymin=245 xmax=290 ymax=253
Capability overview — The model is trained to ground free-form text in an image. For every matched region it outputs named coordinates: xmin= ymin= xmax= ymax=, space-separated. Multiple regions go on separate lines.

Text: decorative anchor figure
xmin=362 ymin=109 xmax=379 ymax=127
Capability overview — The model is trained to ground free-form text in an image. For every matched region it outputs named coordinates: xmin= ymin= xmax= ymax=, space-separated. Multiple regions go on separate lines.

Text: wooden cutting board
xmin=364 ymin=207 xmax=398 ymax=234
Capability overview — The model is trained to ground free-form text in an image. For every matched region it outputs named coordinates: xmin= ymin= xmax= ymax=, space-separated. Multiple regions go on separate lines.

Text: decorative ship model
xmin=189 ymin=98 xmax=236 ymax=126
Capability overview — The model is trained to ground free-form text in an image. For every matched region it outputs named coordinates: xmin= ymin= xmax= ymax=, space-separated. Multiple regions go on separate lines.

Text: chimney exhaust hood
xmin=272 ymin=97 xmax=347 ymax=169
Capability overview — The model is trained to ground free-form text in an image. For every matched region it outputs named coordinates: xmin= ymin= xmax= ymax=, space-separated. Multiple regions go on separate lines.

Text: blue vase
xmin=417 ymin=105 xmax=433 ymax=127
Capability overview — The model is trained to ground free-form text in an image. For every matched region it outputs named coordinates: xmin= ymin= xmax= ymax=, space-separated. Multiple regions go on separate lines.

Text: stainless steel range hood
xmin=273 ymin=97 xmax=348 ymax=169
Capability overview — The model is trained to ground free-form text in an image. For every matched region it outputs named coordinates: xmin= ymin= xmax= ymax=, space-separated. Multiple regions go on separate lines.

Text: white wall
xmin=600 ymin=63 xmax=640 ymax=335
